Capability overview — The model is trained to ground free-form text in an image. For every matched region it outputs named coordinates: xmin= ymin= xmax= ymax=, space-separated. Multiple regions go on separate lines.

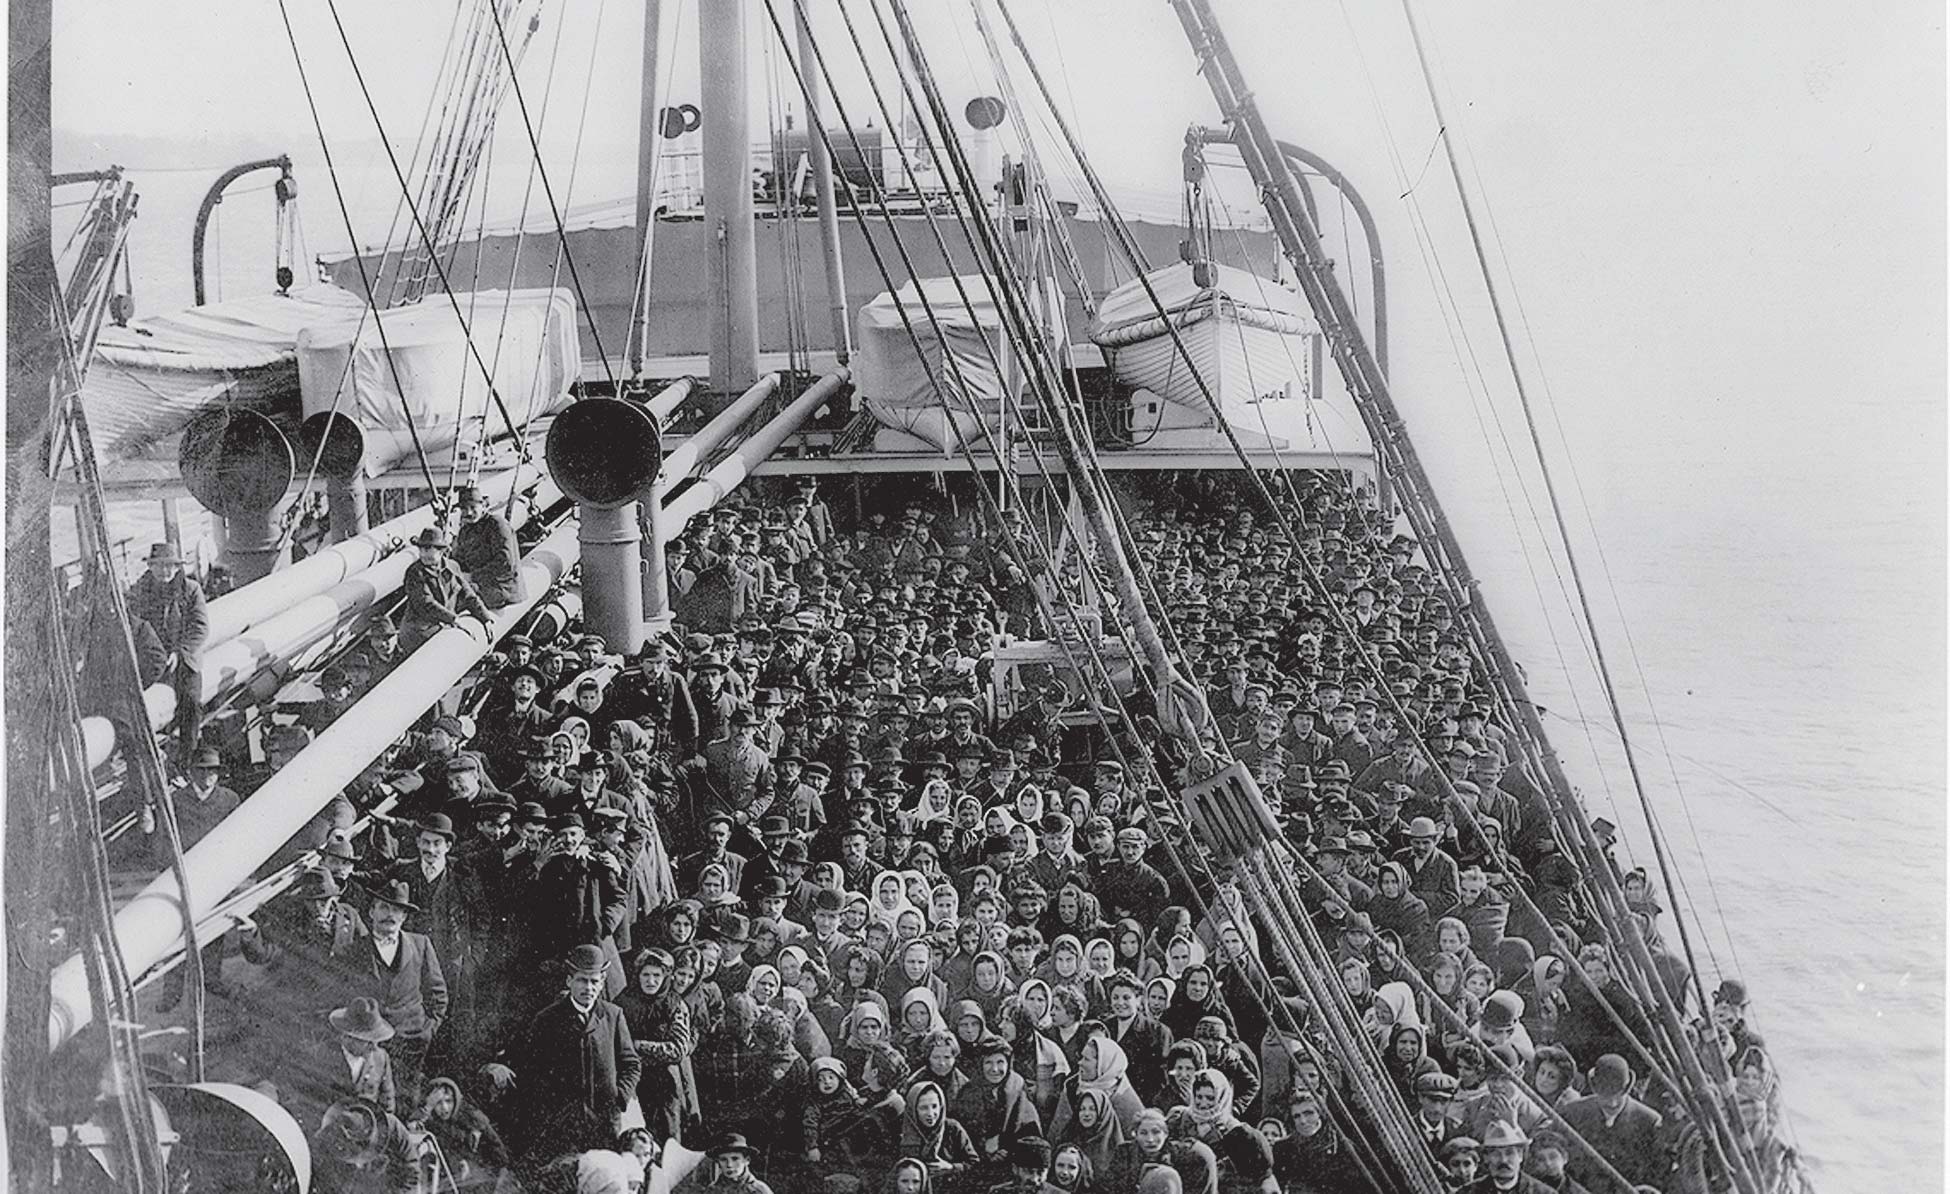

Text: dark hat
xmin=329 ymin=996 xmax=395 ymax=1042
xmin=369 ymin=879 xmax=420 ymax=912
xmin=710 ymin=913 xmax=752 ymax=943
xmin=507 ymin=665 xmax=547 ymax=688
xmin=517 ymin=801 xmax=550 ymax=825
xmin=319 ymin=837 xmax=360 ymax=862
xmin=1712 ymin=979 xmax=1749 ymax=1007
xmin=759 ymin=815 xmax=793 ymax=837
xmin=474 ymin=794 xmax=517 ymax=816
xmin=565 ymin=943 xmax=609 ymax=974
xmin=416 ymin=813 xmax=457 ymax=839
xmin=592 ymin=806 xmax=629 ymax=826
xmin=710 ymin=1133 xmax=758 ymax=1159
xmin=292 ymin=869 xmax=342 ymax=900
xmin=430 ymin=715 xmax=466 ymax=738
xmin=146 ymin=542 xmax=184 ymax=565
xmin=812 ymin=890 xmax=845 ymax=914
xmin=1591 ymin=1053 xmax=1632 ymax=1095
xmin=411 ymin=527 xmax=450 ymax=549
xmin=444 ymin=754 xmax=482 ymax=775
xmin=1038 ymin=812 xmax=1071 ymax=835
xmin=190 ymin=746 xmax=223 ymax=770
xmin=551 ymin=812 xmax=586 ymax=832
xmin=750 ymin=876 xmax=790 ymax=900
xmin=1312 ymin=836 xmax=1351 ymax=857
xmin=779 ymin=840 xmax=811 ymax=865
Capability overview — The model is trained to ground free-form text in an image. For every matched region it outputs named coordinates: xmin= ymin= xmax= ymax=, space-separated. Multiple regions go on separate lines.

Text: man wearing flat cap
xmin=485 ymin=944 xmax=640 ymax=1156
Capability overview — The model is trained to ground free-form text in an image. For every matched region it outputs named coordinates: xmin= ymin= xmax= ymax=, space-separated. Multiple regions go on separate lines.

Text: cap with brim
xmin=412 ymin=528 xmax=450 ymax=549
xmin=711 ymin=1133 xmax=758 ymax=1158
xmin=517 ymin=801 xmax=550 ymax=824
xmin=1406 ymin=817 xmax=1441 ymax=839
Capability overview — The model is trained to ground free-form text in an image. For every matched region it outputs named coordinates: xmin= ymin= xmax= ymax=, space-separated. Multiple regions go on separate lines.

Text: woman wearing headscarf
xmin=618 ymin=947 xmax=697 ymax=1146
xmin=1048 ymin=1034 xmax=1145 ymax=1140
xmin=1167 ymin=1069 xmax=1277 ymax=1194
xmin=1270 ymin=1085 xmax=1370 ymax=1194
xmin=1162 ymin=964 xmax=1234 ymax=1042
xmin=899 ymin=1078 xmax=982 ymax=1186
xmin=1053 ymin=1086 xmax=1126 ymax=1178
xmin=1158 ymin=932 xmax=1204 ymax=984
xmin=1380 ymin=1021 xmax=1440 ymax=1104
xmin=965 ymin=950 xmax=1017 ymax=1022
xmin=1369 ymin=982 xmax=1420 ymax=1051
xmin=1364 ymin=862 xmax=1431 ymax=961
xmin=1037 ymin=935 xmax=1106 ymax=1016
xmin=1734 ymin=1044 xmax=1788 ymax=1187
xmin=897 ymin=987 xmax=951 ymax=1065
xmin=880 ymin=1157 xmax=934 ymax=1194
xmin=836 ymin=999 xmax=894 ymax=1084
xmin=871 ymin=869 xmax=921 ymax=930
xmin=999 ymin=991 xmax=1071 ymax=1124
xmin=412 ymin=1076 xmax=510 ymax=1184
xmin=881 ymin=938 xmax=950 ymax=1011
xmin=779 ymin=984 xmax=833 ymax=1061
xmin=1119 ymin=918 xmax=1163 ymax=982
xmin=911 ymin=777 xmax=957 ymax=826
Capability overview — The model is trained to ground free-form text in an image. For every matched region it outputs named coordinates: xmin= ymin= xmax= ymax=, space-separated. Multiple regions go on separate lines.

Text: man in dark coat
xmin=485 ymin=944 xmax=640 ymax=1156
xmin=126 ymin=541 xmax=209 ymax=764
xmin=452 ymin=484 xmax=523 ymax=608
xmin=334 ymin=879 xmax=448 ymax=1104
xmin=1097 ymin=826 xmax=1171 ymax=924
xmin=400 ymin=527 xmax=492 ymax=652
xmin=164 ymin=746 xmax=240 ymax=853
xmin=1556 ymin=1055 xmax=1663 ymax=1193
xmin=1106 ymin=971 xmax=1174 ymax=1106
xmin=604 ymin=639 xmax=700 ymax=748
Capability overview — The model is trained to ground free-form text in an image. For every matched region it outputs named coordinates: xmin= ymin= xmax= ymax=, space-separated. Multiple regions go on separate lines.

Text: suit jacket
xmin=508 ymin=995 xmax=641 ymax=1147
xmin=1558 ymin=1096 xmax=1664 ymax=1192
xmin=454 ymin=511 xmax=523 ymax=607
xmin=126 ymin=571 xmax=208 ymax=656
xmin=336 ymin=930 xmax=449 ymax=1043
xmin=402 ymin=558 xmax=490 ymax=637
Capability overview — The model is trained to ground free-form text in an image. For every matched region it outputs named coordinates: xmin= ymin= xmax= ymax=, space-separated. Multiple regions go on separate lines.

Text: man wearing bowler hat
xmin=401 ymin=526 xmax=493 ymax=653
xmin=485 ymin=944 xmax=640 ymax=1157
xmin=127 ymin=541 xmax=209 ymax=765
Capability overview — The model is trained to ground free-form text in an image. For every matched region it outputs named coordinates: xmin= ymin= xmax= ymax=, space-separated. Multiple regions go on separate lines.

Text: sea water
xmin=88 ymin=168 xmax=1943 ymax=1192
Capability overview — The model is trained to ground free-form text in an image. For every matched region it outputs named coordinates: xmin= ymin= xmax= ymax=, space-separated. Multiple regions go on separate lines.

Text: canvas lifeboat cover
xmin=855 ymin=276 xmax=1008 ymax=453
xmin=1090 ymin=260 xmax=1317 ymax=347
xmin=1089 ymin=261 xmax=1326 ymax=447
xmin=296 ymin=287 xmax=580 ymax=475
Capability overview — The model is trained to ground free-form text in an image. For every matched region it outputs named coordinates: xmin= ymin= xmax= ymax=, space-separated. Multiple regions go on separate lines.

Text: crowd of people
xmin=151 ymin=470 xmax=1787 ymax=1194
